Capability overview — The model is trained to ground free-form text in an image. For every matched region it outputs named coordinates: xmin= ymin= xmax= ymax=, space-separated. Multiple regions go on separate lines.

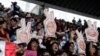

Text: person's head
xmin=18 ymin=43 xmax=27 ymax=49
xmin=51 ymin=41 xmax=59 ymax=52
xmin=10 ymin=18 xmax=18 ymax=27
xmin=12 ymin=2 xmax=17 ymax=5
xmin=78 ymin=53 xmax=85 ymax=56
xmin=68 ymin=42 xmax=74 ymax=53
xmin=59 ymin=51 xmax=68 ymax=56
xmin=37 ymin=23 xmax=42 ymax=29
xmin=16 ymin=43 xmax=27 ymax=54
xmin=69 ymin=30 xmax=77 ymax=40
xmin=69 ymin=30 xmax=76 ymax=35
xmin=16 ymin=44 xmax=25 ymax=56
xmin=86 ymin=42 xmax=97 ymax=56
xmin=27 ymin=38 xmax=39 ymax=51
xmin=0 ymin=17 xmax=7 ymax=29
xmin=42 ymin=50 xmax=51 ymax=56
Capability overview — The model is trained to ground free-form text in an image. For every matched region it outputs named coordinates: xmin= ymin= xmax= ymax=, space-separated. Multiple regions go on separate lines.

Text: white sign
xmin=44 ymin=9 xmax=57 ymax=37
xmin=76 ymin=30 xmax=86 ymax=54
xmin=16 ymin=19 xmax=31 ymax=43
xmin=85 ymin=20 xmax=99 ymax=42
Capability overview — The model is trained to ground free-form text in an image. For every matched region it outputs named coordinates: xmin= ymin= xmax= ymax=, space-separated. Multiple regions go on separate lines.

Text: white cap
xmin=14 ymin=15 xmax=19 ymax=18
xmin=26 ymin=14 xmax=31 ymax=17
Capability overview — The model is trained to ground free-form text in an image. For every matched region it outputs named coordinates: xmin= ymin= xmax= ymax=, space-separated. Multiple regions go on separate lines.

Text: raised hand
xmin=43 ymin=8 xmax=57 ymax=37
xmin=85 ymin=20 xmax=99 ymax=42
xmin=16 ymin=18 xmax=31 ymax=43
xmin=76 ymin=30 xmax=86 ymax=54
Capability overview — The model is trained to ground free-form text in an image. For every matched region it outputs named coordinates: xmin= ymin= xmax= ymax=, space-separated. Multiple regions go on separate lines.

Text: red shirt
xmin=0 ymin=30 xmax=9 ymax=41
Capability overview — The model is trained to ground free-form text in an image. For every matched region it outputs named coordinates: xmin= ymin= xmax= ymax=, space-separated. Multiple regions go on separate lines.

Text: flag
xmin=0 ymin=41 xmax=16 ymax=56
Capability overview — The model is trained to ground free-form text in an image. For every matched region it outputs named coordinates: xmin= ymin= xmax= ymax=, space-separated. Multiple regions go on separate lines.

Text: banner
xmin=76 ymin=30 xmax=86 ymax=54
xmin=85 ymin=20 xmax=99 ymax=42
xmin=16 ymin=19 xmax=31 ymax=43
xmin=25 ymin=50 xmax=37 ymax=56
xmin=0 ymin=41 xmax=16 ymax=56
xmin=44 ymin=9 xmax=57 ymax=37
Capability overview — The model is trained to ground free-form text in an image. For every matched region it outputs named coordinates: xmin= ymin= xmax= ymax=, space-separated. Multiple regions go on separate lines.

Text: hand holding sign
xmin=16 ymin=18 xmax=31 ymax=43
xmin=85 ymin=20 xmax=99 ymax=42
xmin=44 ymin=8 xmax=57 ymax=37
xmin=76 ymin=30 xmax=86 ymax=54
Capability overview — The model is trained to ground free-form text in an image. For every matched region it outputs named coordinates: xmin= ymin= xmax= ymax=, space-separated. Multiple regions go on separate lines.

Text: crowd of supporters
xmin=0 ymin=2 xmax=100 ymax=56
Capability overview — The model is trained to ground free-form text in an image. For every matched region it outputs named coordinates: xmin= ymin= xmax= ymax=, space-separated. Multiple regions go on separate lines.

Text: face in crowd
xmin=69 ymin=42 xmax=74 ymax=53
xmin=0 ymin=17 xmax=7 ymax=29
xmin=31 ymin=41 xmax=39 ymax=51
xmin=51 ymin=42 xmax=59 ymax=52
xmin=27 ymin=38 xmax=39 ymax=51
xmin=10 ymin=18 xmax=17 ymax=27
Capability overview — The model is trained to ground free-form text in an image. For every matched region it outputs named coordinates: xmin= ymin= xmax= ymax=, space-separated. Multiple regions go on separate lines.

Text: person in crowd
xmin=27 ymin=38 xmax=39 ymax=50
xmin=25 ymin=38 xmax=40 ymax=56
xmin=42 ymin=36 xmax=56 ymax=51
xmin=36 ymin=22 xmax=45 ymax=48
xmin=72 ymin=17 xmax=76 ymax=25
xmin=50 ymin=41 xmax=61 ymax=56
xmin=36 ymin=22 xmax=44 ymax=39
xmin=76 ymin=19 xmax=82 ymax=27
xmin=26 ymin=13 xmax=33 ymax=22
xmin=10 ymin=2 xmax=22 ymax=16
xmin=0 ymin=17 xmax=10 ymax=42
xmin=9 ymin=18 xmax=19 ymax=42
xmin=56 ymin=20 xmax=65 ymax=40
xmin=41 ymin=49 xmax=51 ymax=56
xmin=63 ymin=42 xmax=77 ymax=56
xmin=16 ymin=43 xmax=27 ymax=56
xmin=59 ymin=51 xmax=68 ymax=56
xmin=0 ymin=2 xmax=100 ymax=56
xmin=86 ymin=42 xmax=97 ymax=56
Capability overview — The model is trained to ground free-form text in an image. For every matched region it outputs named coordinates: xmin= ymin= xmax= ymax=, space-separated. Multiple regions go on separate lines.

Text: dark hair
xmin=51 ymin=41 xmax=59 ymax=47
xmin=86 ymin=42 xmax=97 ymax=56
xmin=41 ymin=49 xmax=50 ymax=56
xmin=62 ymin=42 xmax=74 ymax=53
xmin=11 ymin=18 xmax=18 ymax=22
xmin=50 ymin=41 xmax=59 ymax=52
xmin=0 ymin=21 xmax=5 ymax=25
xmin=18 ymin=43 xmax=27 ymax=48
xmin=27 ymin=38 xmax=39 ymax=50
xmin=59 ymin=51 xmax=68 ymax=56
